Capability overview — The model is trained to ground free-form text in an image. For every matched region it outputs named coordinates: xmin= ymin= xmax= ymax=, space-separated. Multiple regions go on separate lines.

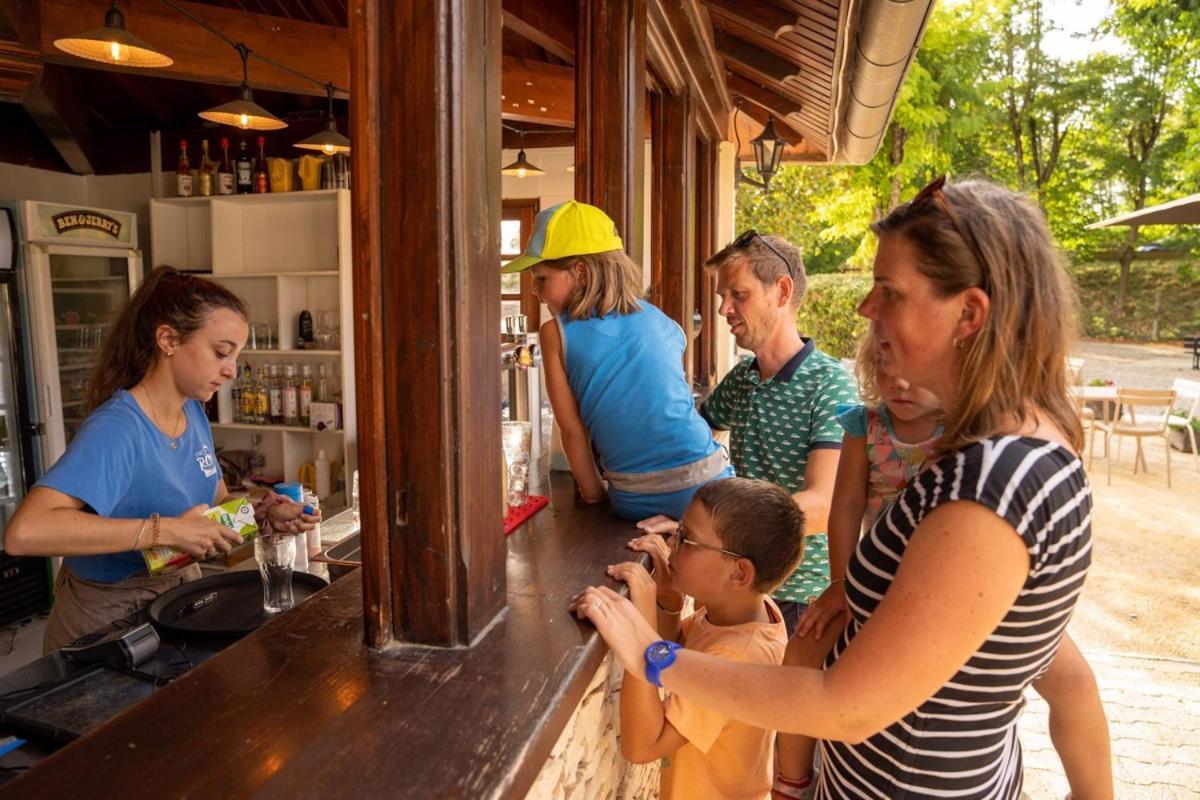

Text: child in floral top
xmin=771 ymin=332 xmax=941 ymax=799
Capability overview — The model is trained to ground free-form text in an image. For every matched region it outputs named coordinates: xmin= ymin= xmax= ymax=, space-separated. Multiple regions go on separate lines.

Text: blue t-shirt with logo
xmin=36 ymin=389 xmax=221 ymax=583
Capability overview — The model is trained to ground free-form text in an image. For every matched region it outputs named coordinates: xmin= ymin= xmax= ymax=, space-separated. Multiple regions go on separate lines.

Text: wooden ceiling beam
xmin=0 ymin=38 xmax=39 ymax=100
xmin=21 ymin=63 xmax=96 ymax=174
xmin=501 ymin=0 xmax=574 ymax=65
xmin=726 ymin=71 xmax=801 ymax=118
xmin=648 ymin=0 xmax=730 ymax=142
xmin=37 ymin=0 xmax=347 ymax=97
xmin=500 ymin=55 xmax=574 ymax=127
xmin=705 ymin=0 xmax=796 ymax=36
xmin=735 ymin=97 xmax=804 ymax=146
xmin=0 ymin=0 xmax=38 ymax=48
xmin=713 ymin=28 xmax=800 ymax=83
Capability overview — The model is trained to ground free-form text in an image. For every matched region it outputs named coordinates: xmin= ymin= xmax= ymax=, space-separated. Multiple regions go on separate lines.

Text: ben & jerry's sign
xmin=51 ymin=211 xmax=123 ymax=239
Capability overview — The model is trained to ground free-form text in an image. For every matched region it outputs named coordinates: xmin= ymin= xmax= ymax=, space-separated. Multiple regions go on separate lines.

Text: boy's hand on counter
xmin=165 ymin=505 xmax=245 ymax=559
xmin=627 ymin=533 xmax=672 ymax=585
xmin=606 ymin=561 xmax=657 ymax=625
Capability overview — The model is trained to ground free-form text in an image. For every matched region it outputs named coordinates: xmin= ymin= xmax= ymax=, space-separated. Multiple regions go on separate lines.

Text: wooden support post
xmin=694 ymin=135 xmax=718 ymax=387
xmin=652 ymin=89 xmax=695 ymax=380
xmin=575 ymin=0 xmax=646 ymax=265
xmin=350 ymin=0 xmax=505 ymax=648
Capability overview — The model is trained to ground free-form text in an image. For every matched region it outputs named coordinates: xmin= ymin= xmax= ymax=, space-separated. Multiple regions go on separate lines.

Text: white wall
xmin=501 ymin=144 xmax=655 ymax=289
xmin=0 ymin=164 xmax=156 ymax=261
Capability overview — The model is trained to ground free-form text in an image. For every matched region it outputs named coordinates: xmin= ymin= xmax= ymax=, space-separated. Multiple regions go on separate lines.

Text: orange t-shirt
xmin=659 ymin=598 xmax=787 ymax=800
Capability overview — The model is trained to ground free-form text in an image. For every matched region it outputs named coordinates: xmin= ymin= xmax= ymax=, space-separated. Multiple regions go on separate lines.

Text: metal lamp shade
xmin=501 ymin=149 xmax=545 ymax=178
xmin=53 ymin=6 xmax=173 ymax=68
xmin=295 ymin=121 xmax=351 ymax=155
xmin=751 ymin=117 xmax=785 ymax=187
xmin=199 ymin=86 xmax=287 ymax=131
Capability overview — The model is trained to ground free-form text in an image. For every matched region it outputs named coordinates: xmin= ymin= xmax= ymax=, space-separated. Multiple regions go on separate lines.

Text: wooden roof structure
xmin=0 ymin=0 xmax=931 ymax=173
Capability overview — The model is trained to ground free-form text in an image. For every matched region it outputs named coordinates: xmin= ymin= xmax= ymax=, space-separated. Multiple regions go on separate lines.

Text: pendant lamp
xmin=295 ymin=84 xmax=351 ymax=155
xmin=53 ymin=1 xmax=173 ymax=68
xmin=199 ymin=43 xmax=287 ymax=131
xmin=501 ymin=130 xmax=545 ymax=178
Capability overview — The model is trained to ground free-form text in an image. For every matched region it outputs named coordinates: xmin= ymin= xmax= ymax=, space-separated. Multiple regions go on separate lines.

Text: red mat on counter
xmin=504 ymin=494 xmax=549 ymax=535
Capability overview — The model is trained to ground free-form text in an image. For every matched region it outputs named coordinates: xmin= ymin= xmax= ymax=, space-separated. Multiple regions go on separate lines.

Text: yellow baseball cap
xmin=501 ymin=200 xmax=624 ymax=274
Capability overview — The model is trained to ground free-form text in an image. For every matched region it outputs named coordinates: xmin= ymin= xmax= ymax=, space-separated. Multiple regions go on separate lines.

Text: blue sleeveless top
xmin=557 ymin=302 xmax=721 ymax=478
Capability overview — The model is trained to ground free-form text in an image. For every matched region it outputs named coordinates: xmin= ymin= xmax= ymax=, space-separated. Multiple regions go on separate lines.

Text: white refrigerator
xmin=10 ymin=201 xmax=143 ymax=470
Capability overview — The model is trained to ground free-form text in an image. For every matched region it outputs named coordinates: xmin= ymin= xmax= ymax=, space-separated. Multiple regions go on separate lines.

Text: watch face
xmin=648 ymin=642 xmax=672 ymax=663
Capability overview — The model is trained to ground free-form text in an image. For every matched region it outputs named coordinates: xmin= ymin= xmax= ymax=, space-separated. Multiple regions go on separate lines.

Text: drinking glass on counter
xmin=501 ymin=421 xmax=532 ymax=508
xmin=255 ymin=533 xmax=296 ymax=613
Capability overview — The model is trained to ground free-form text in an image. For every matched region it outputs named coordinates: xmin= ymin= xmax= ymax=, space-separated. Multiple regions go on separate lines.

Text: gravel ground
xmin=1020 ymin=339 xmax=1200 ymax=799
xmin=1076 ymin=340 xmax=1197 ymax=390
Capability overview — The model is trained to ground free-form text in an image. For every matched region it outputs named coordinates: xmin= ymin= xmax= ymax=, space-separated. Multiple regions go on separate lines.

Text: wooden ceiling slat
xmin=724 ymin=63 xmax=830 ymax=125
xmin=776 ymin=0 xmax=840 ymax=25
xmin=705 ymin=0 xmax=796 ymax=35
xmin=725 ymin=71 xmax=801 ymax=117
xmin=779 ymin=20 xmax=837 ymax=53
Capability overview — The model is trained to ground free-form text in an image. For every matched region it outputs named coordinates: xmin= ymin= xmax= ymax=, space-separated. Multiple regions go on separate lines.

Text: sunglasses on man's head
xmin=733 ymin=229 xmax=793 ymax=280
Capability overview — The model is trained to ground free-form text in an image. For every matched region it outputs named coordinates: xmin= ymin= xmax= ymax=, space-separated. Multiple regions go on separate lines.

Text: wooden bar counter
xmin=5 ymin=470 xmax=648 ymax=799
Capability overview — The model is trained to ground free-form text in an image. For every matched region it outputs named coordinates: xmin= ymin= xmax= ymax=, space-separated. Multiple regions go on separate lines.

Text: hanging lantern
xmin=53 ymin=1 xmax=173 ymax=68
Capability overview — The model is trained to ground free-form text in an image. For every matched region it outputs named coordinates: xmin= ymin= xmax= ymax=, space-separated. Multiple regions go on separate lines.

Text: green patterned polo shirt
xmin=701 ymin=339 xmax=857 ymax=604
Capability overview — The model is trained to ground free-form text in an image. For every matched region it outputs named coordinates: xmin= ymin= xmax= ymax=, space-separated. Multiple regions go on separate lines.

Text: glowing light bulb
xmin=324 ymin=144 xmax=335 ymax=155
xmin=110 ymin=41 xmax=121 ymax=62
xmin=516 ymin=167 xmax=526 ymax=178
xmin=240 ymin=113 xmax=249 ymax=128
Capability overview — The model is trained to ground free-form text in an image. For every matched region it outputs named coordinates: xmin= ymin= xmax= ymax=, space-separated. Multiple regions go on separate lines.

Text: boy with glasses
xmin=597 ymin=477 xmax=804 ymax=800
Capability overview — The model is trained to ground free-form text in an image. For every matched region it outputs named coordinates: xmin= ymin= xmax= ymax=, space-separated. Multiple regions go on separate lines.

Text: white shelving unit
xmin=150 ymin=190 xmax=356 ymax=512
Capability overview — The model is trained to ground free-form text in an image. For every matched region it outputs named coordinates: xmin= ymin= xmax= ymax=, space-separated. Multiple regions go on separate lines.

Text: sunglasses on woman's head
xmin=908 ymin=175 xmax=990 ymax=287
xmin=733 ymin=229 xmax=794 ymax=281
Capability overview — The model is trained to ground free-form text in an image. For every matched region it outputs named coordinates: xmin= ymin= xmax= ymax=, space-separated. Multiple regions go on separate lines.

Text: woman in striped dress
xmin=571 ymin=177 xmax=1112 ymax=799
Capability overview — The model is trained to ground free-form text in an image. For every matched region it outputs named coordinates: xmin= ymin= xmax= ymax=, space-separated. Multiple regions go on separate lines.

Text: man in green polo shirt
xmin=641 ymin=231 xmax=856 ymax=635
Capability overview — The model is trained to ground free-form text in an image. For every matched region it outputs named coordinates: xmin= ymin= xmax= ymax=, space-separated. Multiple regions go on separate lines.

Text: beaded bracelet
xmin=656 ymin=599 xmax=683 ymax=615
xmin=150 ymin=512 xmax=161 ymax=548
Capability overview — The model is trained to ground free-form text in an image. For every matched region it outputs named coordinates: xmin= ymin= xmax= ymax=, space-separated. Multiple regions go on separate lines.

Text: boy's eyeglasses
xmin=669 ymin=524 xmax=747 ymax=560
xmin=733 ymin=229 xmax=793 ymax=281
xmin=908 ymin=175 xmax=990 ymax=292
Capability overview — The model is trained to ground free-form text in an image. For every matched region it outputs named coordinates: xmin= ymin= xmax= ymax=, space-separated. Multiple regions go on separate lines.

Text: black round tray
xmin=148 ymin=570 xmax=329 ymax=639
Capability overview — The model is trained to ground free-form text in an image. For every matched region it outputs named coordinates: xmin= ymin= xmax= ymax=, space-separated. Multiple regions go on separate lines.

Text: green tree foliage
xmin=736 ymin=0 xmax=1200 ymax=306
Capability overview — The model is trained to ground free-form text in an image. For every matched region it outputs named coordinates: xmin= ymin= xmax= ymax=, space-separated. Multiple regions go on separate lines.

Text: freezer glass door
xmin=49 ymin=254 xmax=131 ymax=444
xmin=0 ymin=281 xmax=27 ymax=543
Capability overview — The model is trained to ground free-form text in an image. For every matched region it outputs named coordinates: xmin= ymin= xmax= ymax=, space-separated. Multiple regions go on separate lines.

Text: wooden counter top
xmin=5 ymin=471 xmax=645 ymax=799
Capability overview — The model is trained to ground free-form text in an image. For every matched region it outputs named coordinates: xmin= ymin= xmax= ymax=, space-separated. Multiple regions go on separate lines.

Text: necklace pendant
xmin=171 ymin=440 xmax=178 ymax=450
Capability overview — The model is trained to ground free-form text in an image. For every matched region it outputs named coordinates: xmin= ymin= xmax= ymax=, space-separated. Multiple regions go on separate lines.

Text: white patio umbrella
xmin=1087 ymin=193 xmax=1200 ymax=228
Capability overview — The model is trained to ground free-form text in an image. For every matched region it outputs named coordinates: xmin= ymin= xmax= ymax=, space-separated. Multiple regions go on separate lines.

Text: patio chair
xmin=1093 ymin=388 xmax=1177 ymax=487
xmin=1169 ymin=378 xmax=1200 ymax=471
xmin=1066 ymin=356 xmax=1085 ymax=386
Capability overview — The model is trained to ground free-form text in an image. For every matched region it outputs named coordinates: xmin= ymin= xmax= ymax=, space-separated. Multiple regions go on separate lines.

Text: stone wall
xmin=525 ymin=652 xmax=661 ymax=800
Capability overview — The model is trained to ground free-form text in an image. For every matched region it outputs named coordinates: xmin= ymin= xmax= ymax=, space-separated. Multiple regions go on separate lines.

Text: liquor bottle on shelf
xmin=299 ymin=365 xmax=314 ymax=427
xmin=316 ymin=363 xmax=330 ymax=403
xmin=236 ymin=138 xmax=253 ymax=194
xmin=282 ymin=365 xmax=299 ymax=427
xmin=176 ymin=140 xmax=193 ymax=197
xmin=237 ymin=364 xmax=255 ymax=423
xmin=217 ymin=137 xmax=235 ymax=196
xmin=254 ymin=136 xmax=269 ymax=194
xmin=197 ymin=139 xmax=214 ymax=197
xmin=230 ymin=362 xmax=243 ymax=422
xmin=267 ymin=364 xmax=282 ymax=424
xmin=253 ymin=367 xmax=269 ymax=424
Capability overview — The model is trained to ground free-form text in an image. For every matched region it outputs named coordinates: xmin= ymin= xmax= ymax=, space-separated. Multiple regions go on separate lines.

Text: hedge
xmin=796 ymin=273 xmax=873 ymax=360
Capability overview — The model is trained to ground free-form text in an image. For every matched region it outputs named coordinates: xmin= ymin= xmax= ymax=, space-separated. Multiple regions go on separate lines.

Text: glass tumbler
xmin=254 ymin=533 xmax=297 ymax=613
xmin=501 ymin=421 xmax=532 ymax=508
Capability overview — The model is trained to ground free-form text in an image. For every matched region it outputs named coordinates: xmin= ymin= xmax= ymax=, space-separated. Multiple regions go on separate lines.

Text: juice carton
xmin=142 ymin=496 xmax=259 ymax=576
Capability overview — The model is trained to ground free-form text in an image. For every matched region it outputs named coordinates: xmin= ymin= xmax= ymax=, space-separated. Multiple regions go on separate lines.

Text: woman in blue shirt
xmin=7 ymin=267 xmax=316 ymax=652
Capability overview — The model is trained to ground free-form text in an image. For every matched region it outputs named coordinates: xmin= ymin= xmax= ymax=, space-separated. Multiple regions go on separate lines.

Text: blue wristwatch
xmin=644 ymin=640 xmax=684 ymax=687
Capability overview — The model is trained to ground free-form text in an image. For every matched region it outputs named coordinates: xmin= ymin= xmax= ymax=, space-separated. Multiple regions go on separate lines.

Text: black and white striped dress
xmin=818 ymin=436 xmax=1092 ymax=799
